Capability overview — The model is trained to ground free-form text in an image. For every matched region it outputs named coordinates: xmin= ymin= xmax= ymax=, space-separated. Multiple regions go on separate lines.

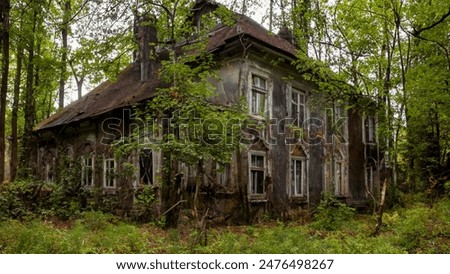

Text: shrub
xmin=312 ymin=193 xmax=356 ymax=231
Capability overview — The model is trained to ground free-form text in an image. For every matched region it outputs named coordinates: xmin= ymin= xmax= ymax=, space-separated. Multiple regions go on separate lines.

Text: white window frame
xmin=249 ymin=152 xmax=266 ymax=196
xmin=103 ymin=158 xmax=116 ymax=188
xmin=290 ymin=88 xmax=307 ymax=128
xmin=249 ymin=74 xmax=270 ymax=117
xmin=81 ymin=155 xmax=94 ymax=187
xmin=290 ymin=157 xmax=307 ymax=197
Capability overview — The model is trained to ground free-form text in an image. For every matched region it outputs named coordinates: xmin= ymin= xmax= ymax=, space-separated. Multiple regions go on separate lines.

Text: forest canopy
xmin=0 ymin=0 xmax=449 ymax=200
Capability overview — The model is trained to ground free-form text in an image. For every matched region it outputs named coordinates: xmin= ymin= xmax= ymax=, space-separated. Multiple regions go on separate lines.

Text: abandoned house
xmin=31 ymin=1 xmax=380 ymax=224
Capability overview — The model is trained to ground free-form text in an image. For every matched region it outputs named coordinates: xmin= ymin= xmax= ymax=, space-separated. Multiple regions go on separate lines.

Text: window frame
xmin=290 ymin=88 xmax=307 ymax=128
xmin=45 ymin=163 xmax=54 ymax=183
xmin=333 ymin=152 xmax=347 ymax=196
xmin=248 ymin=151 xmax=266 ymax=196
xmin=363 ymin=116 xmax=376 ymax=144
xmin=139 ymin=149 xmax=154 ymax=185
xmin=81 ymin=155 xmax=95 ymax=187
xmin=103 ymin=158 xmax=116 ymax=188
xmin=289 ymin=156 xmax=307 ymax=197
xmin=216 ymin=162 xmax=230 ymax=186
xmin=249 ymin=73 xmax=270 ymax=117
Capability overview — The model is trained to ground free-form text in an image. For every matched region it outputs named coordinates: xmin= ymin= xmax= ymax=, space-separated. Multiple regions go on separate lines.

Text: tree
xmin=0 ymin=0 xmax=10 ymax=183
xmin=115 ymin=1 xmax=248 ymax=228
xmin=9 ymin=5 xmax=26 ymax=182
xmin=402 ymin=1 xmax=450 ymax=195
xmin=58 ymin=0 xmax=71 ymax=109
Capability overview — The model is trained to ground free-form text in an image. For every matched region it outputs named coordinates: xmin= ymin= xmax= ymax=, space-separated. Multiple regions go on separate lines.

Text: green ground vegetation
xmin=0 ymin=181 xmax=449 ymax=254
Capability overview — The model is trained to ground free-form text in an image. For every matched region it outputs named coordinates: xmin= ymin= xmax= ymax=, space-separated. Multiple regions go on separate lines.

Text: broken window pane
xmin=139 ymin=149 xmax=153 ymax=185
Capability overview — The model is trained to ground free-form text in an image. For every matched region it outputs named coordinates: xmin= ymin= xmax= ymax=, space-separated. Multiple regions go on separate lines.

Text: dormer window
xmin=250 ymin=74 xmax=268 ymax=116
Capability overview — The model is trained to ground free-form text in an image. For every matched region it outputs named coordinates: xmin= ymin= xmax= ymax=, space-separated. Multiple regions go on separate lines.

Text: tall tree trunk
xmin=0 ymin=0 xmax=10 ymax=183
xmin=69 ymin=56 xmax=84 ymax=100
xmin=10 ymin=46 xmax=24 ymax=182
xmin=269 ymin=0 xmax=274 ymax=32
xmin=19 ymin=6 xmax=37 ymax=178
xmin=58 ymin=1 xmax=71 ymax=109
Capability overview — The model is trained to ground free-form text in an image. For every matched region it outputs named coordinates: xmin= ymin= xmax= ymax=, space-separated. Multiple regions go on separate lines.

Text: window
xmin=335 ymin=161 xmax=344 ymax=195
xmin=45 ymin=163 xmax=54 ymax=182
xmin=291 ymin=88 xmax=306 ymax=127
xmin=103 ymin=158 xmax=116 ymax=188
xmin=334 ymin=153 xmax=346 ymax=196
xmin=250 ymin=75 xmax=268 ymax=115
xmin=364 ymin=116 xmax=376 ymax=144
xmin=249 ymin=153 xmax=265 ymax=195
xmin=81 ymin=156 xmax=94 ymax=186
xmin=44 ymin=151 xmax=55 ymax=182
xmin=217 ymin=163 xmax=230 ymax=186
xmin=139 ymin=149 xmax=153 ymax=185
xmin=290 ymin=158 xmax=306 ymax=196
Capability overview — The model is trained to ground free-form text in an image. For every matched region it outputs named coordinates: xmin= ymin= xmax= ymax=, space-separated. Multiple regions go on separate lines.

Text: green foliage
xmin=387 ymin=199 xmax=450 ymax=253
xmin=135 ymin=185 xmax=156 ymax=207
xmin=1 ymin=199 xmax=449 ymax=254
xmin=0 ymin=178 xmax=85 ymax=221
xmin=0 ymin=211 xmax=148 ymax=254
xmin=311 ymin=193 xmax=356 ymax=231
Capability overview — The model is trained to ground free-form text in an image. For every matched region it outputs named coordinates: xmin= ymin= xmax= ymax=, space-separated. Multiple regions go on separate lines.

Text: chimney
xmin=134 ymin=15 xmax=157 ymax=82
xmin=277 ymin=25 xmax=295 ymax=45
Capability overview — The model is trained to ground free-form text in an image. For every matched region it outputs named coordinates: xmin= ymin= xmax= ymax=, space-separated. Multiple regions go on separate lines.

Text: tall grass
xmin=0 ymin=198 xmax=449 ymax=254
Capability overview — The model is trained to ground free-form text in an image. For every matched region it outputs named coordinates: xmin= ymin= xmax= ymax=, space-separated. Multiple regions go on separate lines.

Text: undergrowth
xmin=0 ymin=197 xmax=449 ymax=254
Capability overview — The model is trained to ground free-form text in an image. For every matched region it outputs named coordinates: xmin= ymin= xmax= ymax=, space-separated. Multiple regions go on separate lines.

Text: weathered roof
xmin=207 ymin=14 xmax=298 ymax=57
xmin=35 ymin=65 xmax=160 ymax=131
xmin=35 ymin=14 xmax=298 ymax=132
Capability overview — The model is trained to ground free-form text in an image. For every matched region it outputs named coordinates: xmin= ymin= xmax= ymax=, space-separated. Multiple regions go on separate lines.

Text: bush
xmin=311 ymin=193 xmax=356 ymax=231
xmin=0 ymin=179 xmax=84 ymax=220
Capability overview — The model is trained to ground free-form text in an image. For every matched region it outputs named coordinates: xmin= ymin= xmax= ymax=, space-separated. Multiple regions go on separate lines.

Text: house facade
xmin=31 ymin=2 xmax=380 ymax=223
